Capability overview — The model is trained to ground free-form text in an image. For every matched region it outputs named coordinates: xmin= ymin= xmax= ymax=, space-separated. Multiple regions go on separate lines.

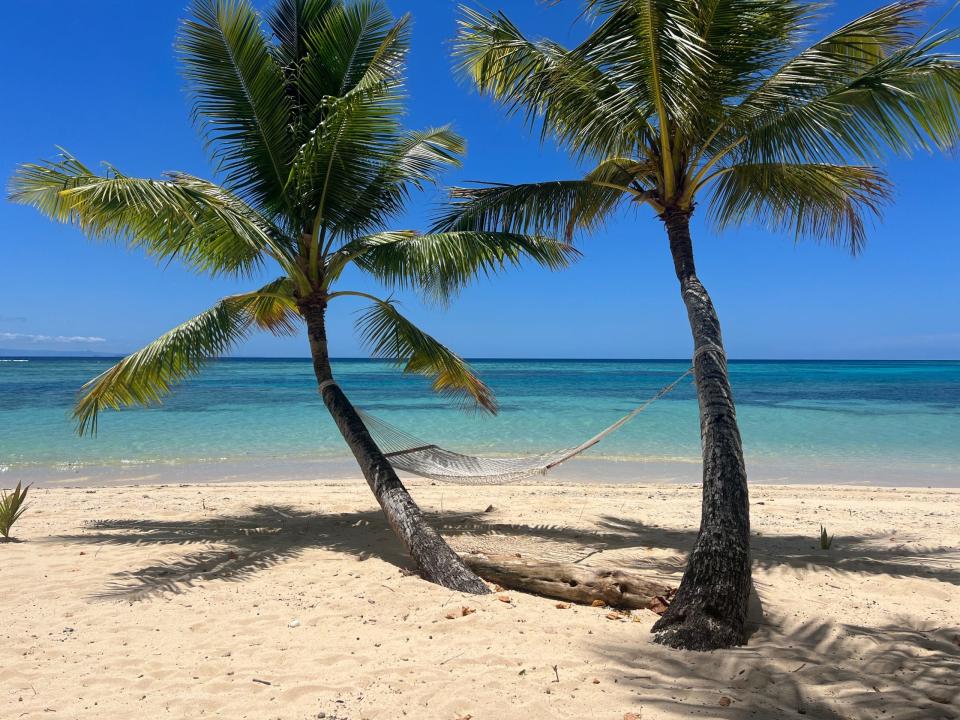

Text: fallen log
xmin=460 ymin=553 xmax=674 ymax=610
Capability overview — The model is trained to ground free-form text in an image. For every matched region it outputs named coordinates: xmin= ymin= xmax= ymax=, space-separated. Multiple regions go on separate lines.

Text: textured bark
xmin=650 ymin=208 xmax=752 ymax=651
xmin=297 ymin=293 xmax=490 ymax=594
xmin=462 ymin=554 xmax=674 ymax=609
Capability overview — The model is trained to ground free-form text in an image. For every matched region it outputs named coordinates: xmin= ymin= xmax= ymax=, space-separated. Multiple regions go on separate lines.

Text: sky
xmin=1 ymin=0 xmax=957 ymax=360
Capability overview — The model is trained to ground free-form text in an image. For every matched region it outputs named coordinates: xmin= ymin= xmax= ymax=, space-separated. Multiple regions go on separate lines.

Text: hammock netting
xmin=357 ymin=368 xmax=692 ymax=485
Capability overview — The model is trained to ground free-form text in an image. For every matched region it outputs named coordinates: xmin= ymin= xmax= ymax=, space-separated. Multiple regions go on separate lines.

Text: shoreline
xmin=4 ymin=453 xmax=958 ymax=489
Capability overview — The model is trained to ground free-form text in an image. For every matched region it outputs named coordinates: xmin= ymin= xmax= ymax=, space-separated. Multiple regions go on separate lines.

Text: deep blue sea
xmin=1 ymin=358 xmax=957 ymax=485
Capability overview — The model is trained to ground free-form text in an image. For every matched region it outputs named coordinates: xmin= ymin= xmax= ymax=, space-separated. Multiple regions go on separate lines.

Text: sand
xmin=2 ymin=478 xmax=958 ymax=719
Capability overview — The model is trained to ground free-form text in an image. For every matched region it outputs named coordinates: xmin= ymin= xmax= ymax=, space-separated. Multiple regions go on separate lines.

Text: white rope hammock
xmin=357 ymin=368 xmax=693 ymax=485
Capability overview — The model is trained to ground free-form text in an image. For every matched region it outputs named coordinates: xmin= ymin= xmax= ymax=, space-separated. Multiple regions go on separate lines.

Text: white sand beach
xmin=3 ymin=478 xmax=958 ymax=719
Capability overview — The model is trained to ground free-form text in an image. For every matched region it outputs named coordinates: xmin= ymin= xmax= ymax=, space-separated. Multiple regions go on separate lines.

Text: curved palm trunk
xmin=651 ymin=209 xmax=752 ymax=651
xmin=297 ymin=294 xmax=490 ymax=594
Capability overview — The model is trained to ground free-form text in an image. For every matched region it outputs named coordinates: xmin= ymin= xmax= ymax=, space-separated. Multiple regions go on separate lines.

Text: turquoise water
xmin=1 ymin=358 xmax=958 ymax=483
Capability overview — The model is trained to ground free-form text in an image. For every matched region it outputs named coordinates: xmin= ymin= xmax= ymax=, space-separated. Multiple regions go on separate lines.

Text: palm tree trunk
xmin=296 ymin=293 xmax=490 ymax=594
xmin=651 ymin=208 xmax=752 ymax=651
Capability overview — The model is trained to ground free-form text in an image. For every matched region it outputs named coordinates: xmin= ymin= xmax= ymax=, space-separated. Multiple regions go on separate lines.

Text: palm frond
xmin=732 ymin=22 xmax=960 ymax=163
xmin=296 ymin=0 xmax=409 ymax=128
xmin=584 ymin=156 xmax=657 ymax=186
xmin=239 ymin=276 xmax=302 ymax=334
xmin=574 ymin=0 xmax=713 ymax=154
xmin=578 ymin=155 xmax=663 ymax=225
xmin=432 ymin=180 xmax=626 ymax=241
xmin=334 ymin=229 xmax=578 ymax=298
xmin=74 ymin=279 xmax=298 ymax=435
xmin=8 ymin=151 xmax=297 ymax=278
xmin=267 ymin=0 xmax=336 ymax=68
xmin=709 ymin=162 xmax=892 ymax=253
xmin=355 ymin=298 xmax=497 ymax=413
xmin=7 ymin=150 xmax=96 ymax=215
xmin=267 ymin=0 xmax=337 ymax=131
xmin=331 ymin=126 xmax=465 ymax=238
xmin=382 ymin=127 xmax=465 ymax=190
xmin=735 ymin=0 xmax=929 ymax=120
xmin=685 ymin=0 xmax=813 ymax=122
xmin=288 ymin=79 xmax=404 ymax=236
xmin=178 ymin=0 xmax=295 ymax=213
xmin=455 ymin=7 xmax=655 ymax=159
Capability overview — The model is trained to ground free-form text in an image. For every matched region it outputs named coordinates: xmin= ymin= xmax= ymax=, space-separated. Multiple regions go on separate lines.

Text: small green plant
xmin=0 ymin=482 xmax=30 ymax=541
xmin=819 ymin=524 xmax=834 ymax=550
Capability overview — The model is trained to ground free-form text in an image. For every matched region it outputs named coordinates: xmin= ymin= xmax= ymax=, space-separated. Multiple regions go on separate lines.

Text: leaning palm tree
xmin=448 ymin=0 xmax=960 ymax=647
xmin=9 ymin=0 xmax=575 ymax=593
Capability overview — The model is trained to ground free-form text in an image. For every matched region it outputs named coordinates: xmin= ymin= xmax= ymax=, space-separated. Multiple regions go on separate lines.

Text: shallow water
xmin=1 ymin=358 xmax=957 ymax=485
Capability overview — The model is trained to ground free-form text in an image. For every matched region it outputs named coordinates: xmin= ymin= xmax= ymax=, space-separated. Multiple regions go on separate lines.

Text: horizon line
xmin=2 ymin=355 xmax=958 ymax=363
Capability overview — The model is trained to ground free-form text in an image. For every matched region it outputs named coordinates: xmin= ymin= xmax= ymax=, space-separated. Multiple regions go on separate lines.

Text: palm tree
xmin=447 ymin=0 xmax=960 ymax=648
xmin=9 ymin=0 xmax=575 ymax=593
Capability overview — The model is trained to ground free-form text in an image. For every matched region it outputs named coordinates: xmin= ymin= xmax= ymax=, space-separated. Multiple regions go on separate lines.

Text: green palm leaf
xmin=332 ymin=127 xmax=465 ymax=238
xmin=433 ymin=180 xmax=627 ymax=240
xmin=8 ymin=151 xmax=297 ymax=278
xmin=288 ymin=81 xmax=404 ymax=237
xmin=178 ymin=0 xmax=295 ymax=213
xmin=268 ymin=0 xmax=336 ymax=68
xmin=709 ymin=162 xmax=892 ymax=253
xmin=239 ymin=276 xmax=301 ymax=333
xmin=734 ymin=1 xmax=930 ymax=120
xmin=296 ymin=0 xmax=409 ymax=124
xmin=74 ymin=279 xmax=299 ymax=435
xmin=582 ymin=0 xmax=710 ymax=122
xmin=734 ymin=27 xmax=960 ymax=163
xmin=455 ymin=7 xmax=656 ymax=159
xmin=334 ymin=229 xmax=578 ymax=298
xmin=355 ymin=298 xmax=497 ymax=413
xmin=687 ymin=0 xmax=810 ymax=101
xmin=381 ymin=127 xmax=465 ymax=191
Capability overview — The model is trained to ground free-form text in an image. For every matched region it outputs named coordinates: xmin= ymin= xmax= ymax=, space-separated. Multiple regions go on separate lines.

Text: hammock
xmin=357 ymin=368 xmax=693 ymax=485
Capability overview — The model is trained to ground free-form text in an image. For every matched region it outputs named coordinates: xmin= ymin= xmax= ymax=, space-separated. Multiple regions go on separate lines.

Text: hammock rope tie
xmin=356 ymin=367 xmax=694 ymax=485
xmin=693 ymin=343 xmax=725 ymax=364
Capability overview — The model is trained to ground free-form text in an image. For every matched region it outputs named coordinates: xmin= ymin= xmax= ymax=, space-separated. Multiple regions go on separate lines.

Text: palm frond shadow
xmin=593 ymin=516 xmax=960 ymax=585
xmin=58 ymin=505 xmax=959 ymax=602
xmin=599 ymin=617 xmax=960 ymax=720
xmin=60 ymin=505 xmax=413 ymax=602
xmin=429 ymin=513 xmax=960 ymax=586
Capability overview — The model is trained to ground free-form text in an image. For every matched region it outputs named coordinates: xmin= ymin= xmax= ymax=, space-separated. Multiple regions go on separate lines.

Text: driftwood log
xmin=461 ymin=553 xmax=674 ymax=610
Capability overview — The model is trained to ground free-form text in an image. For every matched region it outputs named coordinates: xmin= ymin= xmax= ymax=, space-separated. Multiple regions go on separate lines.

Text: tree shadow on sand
xmin=55 ymin=505 xmax=416 ymax=600
xmin=590 ymin=515 xmax=960 ymax=585
xmin=596 ymin=616 xmax=960 ymax=720
xmin=433 ymin=513 xmax=960 ymax=587
xmin=55 ymin=503 xmax=960 ymax=601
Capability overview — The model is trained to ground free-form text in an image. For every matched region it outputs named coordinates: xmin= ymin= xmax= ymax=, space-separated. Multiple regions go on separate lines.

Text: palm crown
xmin=10 ymin=0 xmax=576 ymax=435
xmin=444 ymin=0 xmax=960 ymax=250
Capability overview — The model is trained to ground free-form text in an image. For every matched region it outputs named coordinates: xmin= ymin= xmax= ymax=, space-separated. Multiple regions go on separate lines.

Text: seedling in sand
xmin=820 ymin=525 xmax=834 ymax=550
xmin=0 ymin=482 xmax=30 ymax=541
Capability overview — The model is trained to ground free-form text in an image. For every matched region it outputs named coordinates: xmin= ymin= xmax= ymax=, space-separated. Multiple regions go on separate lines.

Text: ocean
xmin=1 ymin=358 xmax=957 ymax=486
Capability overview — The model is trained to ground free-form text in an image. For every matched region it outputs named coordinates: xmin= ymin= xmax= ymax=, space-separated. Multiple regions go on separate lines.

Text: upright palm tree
xmin=9 ymin=0 xmax=575 ymax=593
xmin=448 ymin=0 xmax=960 ymax=648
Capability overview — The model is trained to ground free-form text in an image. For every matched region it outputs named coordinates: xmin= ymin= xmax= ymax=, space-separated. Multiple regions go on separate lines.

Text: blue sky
xmin=1 ymin=0 xmax=957 ymax=360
